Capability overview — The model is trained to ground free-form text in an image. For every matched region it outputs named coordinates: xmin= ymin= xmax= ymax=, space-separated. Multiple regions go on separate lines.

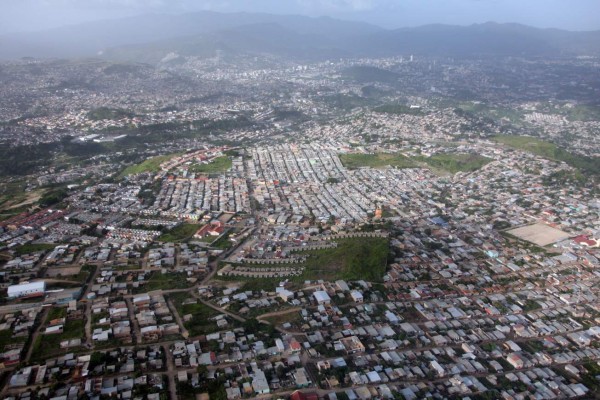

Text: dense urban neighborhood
xmin=0 ymin=26 xmax=599 ymax=400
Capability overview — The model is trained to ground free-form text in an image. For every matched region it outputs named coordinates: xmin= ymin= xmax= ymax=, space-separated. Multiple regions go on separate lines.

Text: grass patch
xmin=91 ymin=311 xmax=110 ymax=326
xmin=493 ymin=135 xmax=600 ymax=176
xmin=301 ymin=237 xmax=389 ymax=281
xmin=31 ymin=317 xmax=85 ymax=361
xmin=74 ymin=264 xmax=96 ymax=283
xmin=47 ymin=307 xmax=67 ymax=321
xmin=373 ymin=104 xmax=423 ymax=115
xmin=415 ymin=153 xmax=492 ymax=173
xmin=13 ymin=243 xmax=56 ymax=256
xmin=339 ymin=153 xmax=417 ymax=169
xmin=0 ymin=329 xmax=27 ymax=351
xmin=217 ymin=237 xmax=389 ymax=284
xmin=211 ymin=232 xmax=232 ymax=250
xmin=136 ymin=272 xmax=193 ymax=293
xmin=189 ymin=156 xmax=232 ymax=174
xmin=87 ymin=107 xmax=133 ymax=121
xmin=260 ymin=310 xmax=302 ymax=327
xmin=157 ymin=224 xmax=200 ymax=243
xmin=119 ymin=153 xmax=181 ymax=177
xmin=169 ymin=293 xmax=223 ymax=337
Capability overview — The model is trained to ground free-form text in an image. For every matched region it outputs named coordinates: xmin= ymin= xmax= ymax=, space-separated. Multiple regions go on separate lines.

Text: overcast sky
xmin=1 ymin=0 xmax=598 ymax=34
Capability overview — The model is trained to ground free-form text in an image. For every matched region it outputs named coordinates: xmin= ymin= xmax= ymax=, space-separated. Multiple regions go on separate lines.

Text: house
xmin=290 ymin=390 xmax=319 ymax=400
xmin=313 ymin=291 xmax=331 ymax=305
xmin=226 ymin=387 xmax=241 ymax=399
xmin=507 ymin=353 xmax=524 ymax=369
xmin=430 ymin=360 xmax=445 ymax=377
xmin=290 ymin=339 xmax=302 ymax=354
xmin=350 ymin=290 xmax=363 ymax=303
xmin=294 ymin=368 xmax=311 ymax=388
xmin=340 ymin=336 xmax=365 ymax=353
xmin=252 ymin=369 xmax=270 ymax=394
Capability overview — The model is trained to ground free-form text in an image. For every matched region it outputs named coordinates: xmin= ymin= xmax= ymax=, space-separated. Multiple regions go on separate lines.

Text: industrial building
xmin=7 ymin=281 xmax=46 ymax=299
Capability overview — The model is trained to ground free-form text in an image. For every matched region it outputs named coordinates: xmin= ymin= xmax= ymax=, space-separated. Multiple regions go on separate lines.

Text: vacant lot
xmin=339 ymin=153 xmax=417 ymax=169
xmin=189 ymin=156 xmax=232 ymax=174
xmin=136 ymin=271 xmax=193 ymax=293
xmin=416 ymin=153 xmax=492 ymax=174
xmin=507 ymin=223 xmax=570 ymax=247
xmin=169 ymin=293 xmax=223 ymax=337
xmin=218 ymin=236 xmax=390 ymax=284
xmin=119 ymin=153 xmax=181 ymax=177
xmin=493 ymin=135 xmax=599 ymax=176
xmin=158 ymin=224 xmax=200 ymax=242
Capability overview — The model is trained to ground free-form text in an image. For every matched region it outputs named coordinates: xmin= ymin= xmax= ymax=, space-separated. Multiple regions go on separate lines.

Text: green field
xmin=493 ymin=135 xmax=600 ymax=176
xmin=301 ymin=237 xmax=389 ymax=281
xmin=119 ymin=153 xmax=181 ymax=177
xmin=13 ymin=243 xmax=56 ymax=256
xmin=339 ymin=152 xmax=491 ymax=174
xmin=189 ymin=156 xmax=232 ymax=174
xmin=87 ymin=107 xmax=133 ymax=121
xmin=259 ymin=310 xmax=303 ymax=327
xmin=157 ymin=224 xmax=200 ymax=242
xmin=169 ymin=293 xmax=223 ymax=337
xmin=0 ymin=329 xmax=27 ymax=352
xmin=415 ymin=153 xmax=493 ymax=173
xmin=373 ymin=104 xmax=424 ymax=116
xmin=225 ymin=237 xmax=390 ymax=283
xmin=31 ymin=316 xmax=85 ymax=361
xmin=136 ymin=272 xmax=193 ymax=293
xmin=339 ymin=153 xmax=417 ymax=169
xmin=453 ymin=102 xmax=525 ymax=123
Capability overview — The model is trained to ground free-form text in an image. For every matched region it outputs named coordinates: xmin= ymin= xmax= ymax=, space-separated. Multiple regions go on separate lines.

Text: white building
xmin=350 ymin=290 xmax=363 ymax=303
xmin=252 ymin=369 xmax=270 ymax=394
xmin=313 ymin=290 xmax=331 ymax=305
xmin=7 ymin=281 xmax=46 ymax=298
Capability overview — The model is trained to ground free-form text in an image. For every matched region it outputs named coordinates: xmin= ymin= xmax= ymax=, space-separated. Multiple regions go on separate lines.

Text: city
xmin=0 ymin=4 xmax=599 ymax=400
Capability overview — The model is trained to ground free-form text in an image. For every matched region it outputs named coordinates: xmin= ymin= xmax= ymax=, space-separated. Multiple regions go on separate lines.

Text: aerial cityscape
xmin=0 ymin=1 xmax=599 ymax=400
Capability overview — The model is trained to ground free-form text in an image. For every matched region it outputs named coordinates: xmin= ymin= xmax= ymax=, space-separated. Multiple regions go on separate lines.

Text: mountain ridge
xmin=1 ymin=12 xmax=599 ymax=61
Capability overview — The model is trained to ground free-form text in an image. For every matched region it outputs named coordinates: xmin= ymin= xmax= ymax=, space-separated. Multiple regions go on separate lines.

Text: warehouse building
xmin=7 ymin=281 xmax=46 ymax=299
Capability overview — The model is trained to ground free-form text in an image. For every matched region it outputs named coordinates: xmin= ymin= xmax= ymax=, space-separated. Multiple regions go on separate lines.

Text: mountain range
xmin=1 ymin=11 xmax=599 ymax=62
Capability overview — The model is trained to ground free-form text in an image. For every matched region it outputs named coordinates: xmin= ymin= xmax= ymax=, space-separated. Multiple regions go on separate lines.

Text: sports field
xmin=507 ymin=223 xmax=570 ymax=246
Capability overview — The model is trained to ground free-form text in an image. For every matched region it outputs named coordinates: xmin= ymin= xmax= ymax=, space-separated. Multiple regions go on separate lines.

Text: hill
xmin=1 ymin=13 xmax=600 ymax=61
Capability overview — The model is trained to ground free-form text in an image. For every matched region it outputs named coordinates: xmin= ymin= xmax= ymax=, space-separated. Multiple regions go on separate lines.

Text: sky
xmin=1 ymin=0 xmax=599 ymax=34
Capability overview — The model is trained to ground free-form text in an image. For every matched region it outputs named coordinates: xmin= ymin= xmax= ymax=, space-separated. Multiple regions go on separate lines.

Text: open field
xmin=13 ymin=243 xmax=56 ymax=255
xmin=301 ymin=237 xmax=389 ymax=281
xmin=220 ymin=237 xmax=390 ymax=284
xmin=416 ymin=153 xmax=492 ymax=173
xmin=373 ymin=104 xmax=424 ymax=115
xmin=339 ymin=153 xmax=417 ymax=169
xmin=0 ymin=329 xmax=27 ymax=352
xmin=169 ymin=293 xmax=223 ymax=337
xmin=189 ymin=156 xmax=232 ymax=174
xmin=31 ymin=315 xmax=85 ymax=361
xmin=135 ymin=271 xmax=193 ymax=293
xmin=339 ymin=152 xmax=491 ymax=174
xmin=119 ymin=153 xmax=181 ymax=177
xmin=493 ymin=135 xmax=599 ymax=176
xmin=157 ymin=224 xmax=200 ymax=242
xmin=507 ymin=223 xmax=571 ymax=247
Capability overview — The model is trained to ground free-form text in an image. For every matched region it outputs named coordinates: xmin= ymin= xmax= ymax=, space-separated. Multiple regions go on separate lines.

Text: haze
xmin=1 ymin=0 xmax=599 ymax=34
